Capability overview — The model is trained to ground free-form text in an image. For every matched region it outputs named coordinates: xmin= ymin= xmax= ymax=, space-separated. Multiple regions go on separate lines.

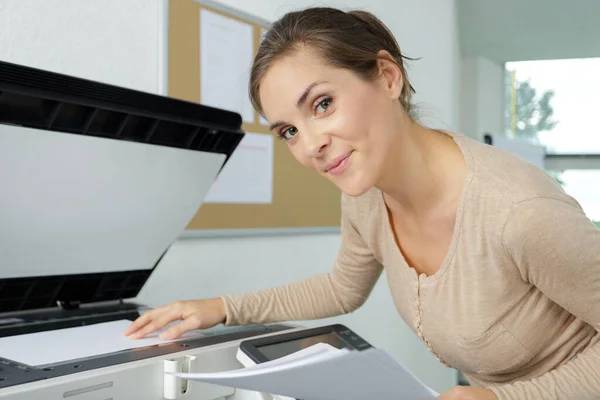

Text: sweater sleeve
xmin=220 ymin=195 xmax=384 ymax=326
xmin=491 ymin=197 xmax=600 ymax=400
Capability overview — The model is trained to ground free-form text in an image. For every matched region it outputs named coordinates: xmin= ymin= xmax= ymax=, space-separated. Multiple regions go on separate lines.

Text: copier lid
xmin=0 ymin=60 xmax=244 ymax=313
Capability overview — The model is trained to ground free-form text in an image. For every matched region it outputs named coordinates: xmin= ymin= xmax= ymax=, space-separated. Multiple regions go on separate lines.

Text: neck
xmin=375 ymin=117 xmax=465 ymax=217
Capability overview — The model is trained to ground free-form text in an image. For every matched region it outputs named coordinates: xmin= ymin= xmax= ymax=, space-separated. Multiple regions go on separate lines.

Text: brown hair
xmin=249 ymin=7 xmax=417 ymax=118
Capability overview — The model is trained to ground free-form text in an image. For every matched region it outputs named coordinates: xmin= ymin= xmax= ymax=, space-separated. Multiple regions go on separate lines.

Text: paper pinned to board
xmin=200 ymin=8 xmax=255 ymax=123
xmin=204 ymin=132 xmax=273 ymax=204
xmin=167 ymin=345 xmax=439 ymax=400
xmin=0 ymin=320 xmax=202 ymax=367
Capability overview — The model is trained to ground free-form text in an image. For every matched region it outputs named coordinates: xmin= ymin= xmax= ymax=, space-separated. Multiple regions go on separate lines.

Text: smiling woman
xmin=125 ymin=7 xmax=600 ymax=400
xmin=249 ymin=9 xmax=429 ymax=199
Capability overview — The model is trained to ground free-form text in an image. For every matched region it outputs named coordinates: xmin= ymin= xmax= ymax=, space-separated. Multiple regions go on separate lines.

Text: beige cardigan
xmin=221 ymin=132 xmax=600 ymax=400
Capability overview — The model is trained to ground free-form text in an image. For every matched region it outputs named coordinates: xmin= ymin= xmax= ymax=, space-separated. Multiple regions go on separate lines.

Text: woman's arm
xmin=490 ymin=197 xmax=600 ymax=400
xmin=221 ymin=195 xmax=383 ymax=326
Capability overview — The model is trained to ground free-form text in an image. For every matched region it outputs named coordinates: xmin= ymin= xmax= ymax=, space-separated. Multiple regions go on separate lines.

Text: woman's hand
xmin=123 ymin=297 xmax=226 ymax=340
xmin=438 ymin=386 xmax=498 ymax=400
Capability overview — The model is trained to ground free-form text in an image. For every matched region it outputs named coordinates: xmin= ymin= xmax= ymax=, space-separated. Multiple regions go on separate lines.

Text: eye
xmin=314 ymin=96 xmax=332 ymax=114
xmin=280 ymin=126 xmax=298 ymax=140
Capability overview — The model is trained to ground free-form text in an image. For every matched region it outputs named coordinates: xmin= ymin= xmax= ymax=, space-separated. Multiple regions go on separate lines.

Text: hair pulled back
xmin=249 ymin=7 xmax=417 ymax=118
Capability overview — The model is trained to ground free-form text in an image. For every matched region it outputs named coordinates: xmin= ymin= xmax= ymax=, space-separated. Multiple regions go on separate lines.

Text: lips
xmin=324 ymin=152 xmax=352 ymax=175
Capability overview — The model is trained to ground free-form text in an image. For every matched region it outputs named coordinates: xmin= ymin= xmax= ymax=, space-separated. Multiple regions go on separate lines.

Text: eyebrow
xmin=268 ymin=81 xmax=326 ymax=132
xmin=296 ymin=80 xmax=325 ymax=108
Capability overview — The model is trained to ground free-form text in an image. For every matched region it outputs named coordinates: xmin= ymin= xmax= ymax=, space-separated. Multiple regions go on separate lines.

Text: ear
xmin=376 ymin=50 xmax=403 ymax=100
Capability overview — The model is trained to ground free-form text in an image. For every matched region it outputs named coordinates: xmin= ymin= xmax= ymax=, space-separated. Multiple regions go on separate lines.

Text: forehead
xmin=263 ymin=47 xmax=332 ymax=84
xmin=258 ymin=48 xmax=349 ymax=117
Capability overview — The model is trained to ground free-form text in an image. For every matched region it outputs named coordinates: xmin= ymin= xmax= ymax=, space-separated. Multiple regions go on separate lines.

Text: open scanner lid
xmin=0 ymin=60 xmax=244 ymax=314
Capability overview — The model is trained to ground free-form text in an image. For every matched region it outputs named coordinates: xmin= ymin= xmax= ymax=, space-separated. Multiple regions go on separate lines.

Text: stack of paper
xmin=167 ymin=343 xmax=439 ymax=400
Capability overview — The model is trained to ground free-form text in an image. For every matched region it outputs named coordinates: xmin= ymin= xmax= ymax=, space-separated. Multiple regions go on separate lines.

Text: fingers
xmin=158 ymin=315 xmax=203 ymax=340
xmin=123 ymin=301 xmax=208 ymax=341
xmin=123 ymin=309 xmax=155 ymax=337
xmin=125 ymin=302 xmax=183 ymax=339
xmin=128 ymin=309 xmax=178 ymax=339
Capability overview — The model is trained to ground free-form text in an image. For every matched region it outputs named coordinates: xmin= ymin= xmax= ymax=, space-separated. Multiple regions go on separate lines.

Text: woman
xmin=124 ymin=7 xmax=600 ymax=400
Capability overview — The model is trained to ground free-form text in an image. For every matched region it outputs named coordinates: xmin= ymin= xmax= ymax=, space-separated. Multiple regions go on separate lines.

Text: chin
xmin=320 ymin=157 xmax=376 ymax=197
xmin=336 ymin=178 xmax=374 ymax=197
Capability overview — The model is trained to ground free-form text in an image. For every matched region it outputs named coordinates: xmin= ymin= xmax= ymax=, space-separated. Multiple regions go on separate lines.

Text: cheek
xmin=338 ymin=91 xmax=381 ymax=142
xmin=289 ymin=145 xmax=313 ymax=169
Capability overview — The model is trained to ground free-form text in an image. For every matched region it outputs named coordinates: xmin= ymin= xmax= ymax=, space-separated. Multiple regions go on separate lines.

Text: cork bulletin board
xmin=167 ymin=0 xmax=342 ymax=231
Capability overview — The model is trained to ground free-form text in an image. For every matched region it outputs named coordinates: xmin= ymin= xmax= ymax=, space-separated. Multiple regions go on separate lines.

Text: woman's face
xmin=259 ymin=47 xmax=404 ymax=197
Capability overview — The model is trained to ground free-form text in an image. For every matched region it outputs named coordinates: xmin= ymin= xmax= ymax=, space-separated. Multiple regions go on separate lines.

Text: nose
xmin=304 ymin=128 xmax=331 ymax=158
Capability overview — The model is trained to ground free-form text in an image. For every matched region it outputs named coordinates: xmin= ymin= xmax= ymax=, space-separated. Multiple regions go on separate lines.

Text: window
xmin=556 ymin=170 xmax=600 ymax=228
xmin=505 ymin=58 xmax=600 ymax=226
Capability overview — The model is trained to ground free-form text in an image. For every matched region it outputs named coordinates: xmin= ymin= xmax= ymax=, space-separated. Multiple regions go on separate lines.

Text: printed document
xmin=168 ymin=344 xmax=439 ymax=400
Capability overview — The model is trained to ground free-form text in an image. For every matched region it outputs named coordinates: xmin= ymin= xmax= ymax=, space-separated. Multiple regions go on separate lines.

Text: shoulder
xmin=502 ymin=195 xmax=590 ymax=243
xmin=453 ymin=134 xmax=599 ymax=282
xmin=454 ymin=135 xmax=594 ymax=244
xmin=452 ymin=132 xmax=590 ymax=247
xmin=454 ymin=132 xmax=574 ymax=205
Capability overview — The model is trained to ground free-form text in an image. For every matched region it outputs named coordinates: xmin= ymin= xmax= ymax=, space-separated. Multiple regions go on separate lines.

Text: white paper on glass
xmin=0 ymin=320 xmax=202 ymax=366
xmin=167 ymin=345 xmax=439 ymax=400
xmin=204 ymin=132 xmax=273 ymax=204
xmin=200 ymin=9 xmax=255 ymax=123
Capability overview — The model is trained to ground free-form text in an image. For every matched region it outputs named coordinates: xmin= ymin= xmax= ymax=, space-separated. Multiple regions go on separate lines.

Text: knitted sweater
xmin=222 ymin=132 xmax=600 ymax=400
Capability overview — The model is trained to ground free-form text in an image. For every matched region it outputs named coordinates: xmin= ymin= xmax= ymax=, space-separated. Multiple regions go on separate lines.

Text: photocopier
xmin=0 ymin=61 xmax=372 ymax=400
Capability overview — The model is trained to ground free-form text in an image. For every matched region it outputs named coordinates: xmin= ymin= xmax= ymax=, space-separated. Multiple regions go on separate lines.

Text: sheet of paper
xmin=204 ymin=132 xmax=273 ymax=204
xmin=0 ymin=320 xmax=202 ymax=367
xmin=238 ymin=342 xmax=342 ymax=371
xmin=248 ymin=343 xmax=439 ymax=397
xmin=168 ymin=347 xmax=437 ymax=400
xmin=200 ymin=8 xmax=254 ymax=123
xmin=236 ymin=343 xmax=347 ymax=400
xmin=360 ymin=347 xmax=440 ymax=397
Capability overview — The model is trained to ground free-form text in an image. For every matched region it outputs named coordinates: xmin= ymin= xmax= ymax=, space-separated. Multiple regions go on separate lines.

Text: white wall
xmin=0 ymin=0 xmax=161 ymax=94
xmin=460 ymin=55 xmax=506 ymax=140
xmin=0 ymin=0 xmax=461 ymax=393
xmin=215 ymin=0 xmax=462 ymax=131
